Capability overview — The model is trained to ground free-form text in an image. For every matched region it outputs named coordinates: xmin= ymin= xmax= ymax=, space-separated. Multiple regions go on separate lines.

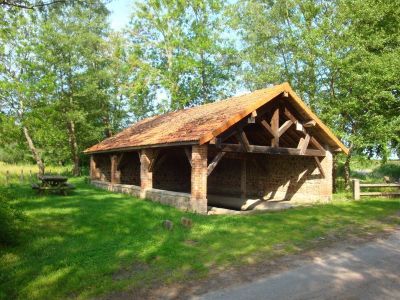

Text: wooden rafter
xmin=278 ymin=120 xmax=293 ymax=137
xmin=235 ymin=129 xmax=251 ymax=152
xmin=148 ymin=150 xmax=159 ymax=172
xmin=260 ymin=119 xmax=274 ymax=136
xmin=304 ymin=120 xmax=316 ymax=127
xmin=220 ymin=144 xmax=325 ymax=157
xmin=207 ymin=152 xmax=226 ymax=176
xmin=300 ymin=134 xmax=310 ymax=155
xmin=184 ymin=147 xmax=192 ymax=167
xmin=314 ymin=157 xmax=325 ymax=177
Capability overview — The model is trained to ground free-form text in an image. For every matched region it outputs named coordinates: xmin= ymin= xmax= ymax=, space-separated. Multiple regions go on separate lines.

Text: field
xmin=0 ymin=162 xmax=73 ymax=186
xmin=0 ymin=175 xmax=399 ymax=299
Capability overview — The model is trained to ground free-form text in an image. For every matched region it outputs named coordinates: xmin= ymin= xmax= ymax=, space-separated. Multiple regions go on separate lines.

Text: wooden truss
xmin=211 ymin=104 xmax=327 ymax=177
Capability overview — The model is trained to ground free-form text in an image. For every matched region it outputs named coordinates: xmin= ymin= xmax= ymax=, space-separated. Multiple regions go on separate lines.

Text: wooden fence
xmin=352 ymin=179 xmax=400 ymax=200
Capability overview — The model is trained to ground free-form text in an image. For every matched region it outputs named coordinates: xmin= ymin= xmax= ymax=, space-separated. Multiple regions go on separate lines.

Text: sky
xmin=107 ymin=0 xmax=132 ymax=31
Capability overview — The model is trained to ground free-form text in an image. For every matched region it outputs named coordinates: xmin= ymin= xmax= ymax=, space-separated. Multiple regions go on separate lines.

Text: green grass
xmin=0 ymin=178 xmax=399 ymax=300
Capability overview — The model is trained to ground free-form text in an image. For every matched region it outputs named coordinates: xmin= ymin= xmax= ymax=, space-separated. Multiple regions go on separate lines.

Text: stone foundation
xmin=145 ymin=188 xmax=191 ymax=210
xmin=91 ymin=180 xmax=141 ymax=197
xmin=91 ymin=180 xmax=191 ymax=210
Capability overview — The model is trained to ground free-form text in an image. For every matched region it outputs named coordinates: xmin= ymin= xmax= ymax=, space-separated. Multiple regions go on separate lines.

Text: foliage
xmin=0 ymin=178 xmax=399 ymax=299
xmin=0 ymin=188 xmax=25 ymax=246
xmin=232 ymin=0 xmax=400 ymax=187
xmin=126 ymin=0 xmax=239 ymax=117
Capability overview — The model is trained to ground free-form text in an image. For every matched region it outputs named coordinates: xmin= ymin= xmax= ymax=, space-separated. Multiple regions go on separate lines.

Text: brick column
xmin=140 ymin=149 xmax=154 ymax=198
xmin=190 ymin=145 xmax=208 ymax=214
xmin=110 ymin=154 xmax=118 ymax=184
xmin=319 ymin=149 xmax=333 ymax=200
xmin=90 ymin=155 xmax=96 ymax=180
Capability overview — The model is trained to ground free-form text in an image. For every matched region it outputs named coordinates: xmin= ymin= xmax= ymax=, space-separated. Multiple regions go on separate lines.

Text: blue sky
xmin=107 ymin=0 xmax=132 ymax=30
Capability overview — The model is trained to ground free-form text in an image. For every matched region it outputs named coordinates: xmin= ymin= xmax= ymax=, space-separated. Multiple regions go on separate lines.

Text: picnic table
xmin=32 ymin=175 xmax=75 ymax=195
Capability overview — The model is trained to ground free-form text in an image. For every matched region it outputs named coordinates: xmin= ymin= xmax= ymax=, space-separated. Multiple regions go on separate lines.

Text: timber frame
xmin=208 ymin=100 xmax=328 ymax=178
xmin=86 ymin=83 xmax=346 ymax=214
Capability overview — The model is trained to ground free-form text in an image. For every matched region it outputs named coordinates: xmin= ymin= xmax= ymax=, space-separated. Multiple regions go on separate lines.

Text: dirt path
xmin=198 ymin=229 xmax=400 ymax=300
xmin=103 ymin=226 xmax=400 ymax=300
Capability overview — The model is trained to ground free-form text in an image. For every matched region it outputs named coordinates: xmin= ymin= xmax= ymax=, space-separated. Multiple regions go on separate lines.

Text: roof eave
xmin=84 ymin=140 xmax=199 ymax=154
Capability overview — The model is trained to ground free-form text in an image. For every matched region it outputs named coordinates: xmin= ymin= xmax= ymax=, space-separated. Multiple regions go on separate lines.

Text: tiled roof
xmin=84 ymin=83 xmax=348 ymax=154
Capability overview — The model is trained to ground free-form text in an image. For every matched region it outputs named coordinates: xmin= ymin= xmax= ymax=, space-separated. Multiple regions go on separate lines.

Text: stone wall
xmin=119 ymin=153 xmax=140 ymax=185
xmin=208 ymin=151 xmax=332 ymax=203
xmin=92 ymin=154 xmax=111 ymax=182
xmin=91 ymin=145 xmax=333 ymax=213
xmin=153 ymin=151 xmax=191 ymax=193
xmin=145 ymin=188 xmax=191 ymax=210
xmin=91 ymin=180 xmax=141 ymax=197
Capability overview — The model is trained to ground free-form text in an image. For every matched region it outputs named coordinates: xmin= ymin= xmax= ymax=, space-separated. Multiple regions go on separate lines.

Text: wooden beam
xmin=278 ymin=120 xmax=293 ymax=137
xmin=284 ymin=107 xmax=297 ymax=124
xmin=248 ymin=110 xmax=257 ymax=123
xmin=271 ymin=108 xmax=279 ymax=147
xmin=184 ymin=148 xmax=192 ymax=167
xmin=296 ymin=121 xmax=304 ymax=132
xmin=310 ymin=136 xmax=325 ymax=153
xmin=297 ymin=137 xmax=305 ymax=149
xmin=235 ymin=129 xmax=250 ymax=152
xmin=314 ymin=157 xmax=325 ymax=177
xmin=300 ymin=134 xmax=310 ymax=155
xmin=220 ymin=144 xmax=325 ymax=157
xmin=148 ymin=150 xmax=159 ymax=172
xmin=207 ymin=152 xmax=226 ymax=176
xmin=260 ymin=119 xmax=274 ymax=136
xmin=304 ymin=120 xmax=316 ymax=127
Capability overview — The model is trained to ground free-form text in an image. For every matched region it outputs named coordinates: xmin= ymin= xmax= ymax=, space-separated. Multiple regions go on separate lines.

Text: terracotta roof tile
xmin=84 ymin=83 xmax=348 ymax=154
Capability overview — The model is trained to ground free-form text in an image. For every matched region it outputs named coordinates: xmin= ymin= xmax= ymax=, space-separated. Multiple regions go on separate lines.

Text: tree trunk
xmin=344 ymin=146 xmax=353 ymax=190
xmin=67 ymin=120 xmax=80 ymax=176
xmin=332 ymin=153 xmax=338 ymax=193
xmin=23 ymin=126 xmax=45 ymax=175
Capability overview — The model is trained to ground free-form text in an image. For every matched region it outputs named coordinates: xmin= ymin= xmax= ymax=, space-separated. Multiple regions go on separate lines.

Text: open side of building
xmin=84 ymin=83 xmax=348 ymax=214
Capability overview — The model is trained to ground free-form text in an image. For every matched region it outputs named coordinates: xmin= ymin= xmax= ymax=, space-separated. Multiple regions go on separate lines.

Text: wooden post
xmin=271 ymin=108 xmax=279 ymax=147
xmin=6 ymin=170 xmax=9 ymax=186
xmin=29 ymin=170 xmax=32 ymax=183
xmin=20 ymin=169 xmax=24 ymax=184
xmin=352 ymin=179 xmax=360 ymax=200
xmin=241 ymin=159 xmax=247 ymax=199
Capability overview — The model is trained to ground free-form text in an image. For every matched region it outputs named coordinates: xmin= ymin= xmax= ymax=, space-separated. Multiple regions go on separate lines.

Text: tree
xmin=126 ymin=0 xmax=238 ymax=118
xmin=0 ymin=9 xmax=47 ymax=174
xmin=233 ymin=0 xmax=400 ymax=189
xmin=34 ymin=1 xmax=124 ymax=175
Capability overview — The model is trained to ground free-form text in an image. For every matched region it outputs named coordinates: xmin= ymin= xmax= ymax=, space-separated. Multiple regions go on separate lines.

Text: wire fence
xmin=0 ymin=164 xmax=75 ymax=186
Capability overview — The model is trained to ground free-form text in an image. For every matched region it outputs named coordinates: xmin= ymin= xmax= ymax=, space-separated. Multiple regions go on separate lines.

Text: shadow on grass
xmin=0 ymin=178 xmax=399 ymax=300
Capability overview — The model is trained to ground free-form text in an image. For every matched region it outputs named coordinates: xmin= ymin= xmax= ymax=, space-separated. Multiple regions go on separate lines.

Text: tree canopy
xmin=0 ymin=0 xmax=399 ymax=183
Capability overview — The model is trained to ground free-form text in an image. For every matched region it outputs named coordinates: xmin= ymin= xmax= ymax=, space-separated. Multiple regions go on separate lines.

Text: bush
xmin=0 ymin=189 xmax=25 ymax=246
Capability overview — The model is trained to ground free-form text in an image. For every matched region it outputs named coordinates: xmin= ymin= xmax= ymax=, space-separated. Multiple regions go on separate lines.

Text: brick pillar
xmin=140 ymin=149 xmax=154 ymax=198
xmin=90 ymin=155 xmax=96 ymax=180
xmin=320 ymin=149 xmax=333 ymax=201
xmin=190 ymin=145 xmax=208 ymax=214
xmin=110 ymin=154 xmax=118 ymax=184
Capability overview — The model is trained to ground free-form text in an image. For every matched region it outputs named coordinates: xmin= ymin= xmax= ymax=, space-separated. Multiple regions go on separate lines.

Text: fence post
xmin=30 ymin=170 xmax=32 ymax=182
xmin=6 ymin=170 xmax=9 ymax=186
xmin=352 ymin=179 xmax=360 ymax=200
xmin=20 ymin=169 xmax=24 ymax=184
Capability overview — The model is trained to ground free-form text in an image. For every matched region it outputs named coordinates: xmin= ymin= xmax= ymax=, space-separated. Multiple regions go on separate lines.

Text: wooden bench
xmin=352 ymin=179 xmax=400 ymax=200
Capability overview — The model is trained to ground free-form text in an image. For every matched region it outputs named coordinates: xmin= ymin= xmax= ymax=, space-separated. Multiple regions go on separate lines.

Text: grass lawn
xmin=0 ymin=178 xmax=399 ymax=300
